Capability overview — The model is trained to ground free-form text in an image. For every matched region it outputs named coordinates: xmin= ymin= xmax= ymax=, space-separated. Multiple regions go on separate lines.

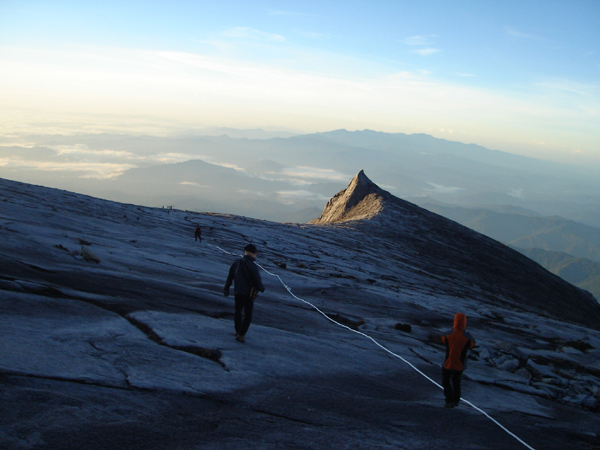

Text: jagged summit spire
xmin=310 ymin=170 xmax=392 ymax=224
xmin=352 ymin=169 xmax=370 ymax=186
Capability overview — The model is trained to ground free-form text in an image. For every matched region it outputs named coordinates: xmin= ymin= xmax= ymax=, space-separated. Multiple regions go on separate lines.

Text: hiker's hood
xmin=454 ymin=313 xmax=467 ymax=331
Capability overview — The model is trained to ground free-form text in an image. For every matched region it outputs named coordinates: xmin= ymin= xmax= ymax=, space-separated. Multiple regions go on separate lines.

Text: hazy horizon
xmin=1 ymin=1 xmax=599 ymax=168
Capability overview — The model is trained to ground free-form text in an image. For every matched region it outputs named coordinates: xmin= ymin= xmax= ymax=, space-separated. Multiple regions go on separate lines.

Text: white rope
xmin=209 ymin=242 xmax=536 ymax=450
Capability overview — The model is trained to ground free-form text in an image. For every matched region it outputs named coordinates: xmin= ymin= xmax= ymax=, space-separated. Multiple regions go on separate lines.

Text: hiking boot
xmin=235 ymin=335 xmax=246 ymax=343
xmin=444 ymin=403 xmax=455 ymax=408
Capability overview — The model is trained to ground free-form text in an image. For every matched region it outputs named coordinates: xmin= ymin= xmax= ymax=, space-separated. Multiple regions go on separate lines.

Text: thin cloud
xmin=276 ymin=190 xmax=330 ymax=205
xmin=54 ymin=147 xmax=136 ymax=159
xmin=403 ymin=35 xmax=440 ymax=56
xmin=505 ymin=27 xmax=543 ymax=41
xmin=0 ymin=158 xmax=134 ymax=178
xmin=2 ymin=46 xmax=598 ymax=160
xmin=215 ymin=162 xmax=246 ymax=172
xmin=426 ymin=182 xmax=464 ymax=194
xmin=509 ymin=188 xmax=524 ymax=198
xmin=191 ymin=38 xmax=234 ymax=52
xmin=412 ymin=48 xmax=441 ymax=56
xmin=237 ymin=189 xmax=266 ymax=196
xmin=180 ymin=181 xmax=209 ymax=188
xmin=281 ymin=166 xmax=350 ymax=182
xmin=403 ymin=35 xmax=436 ymax=46
xmin=222 ymin=27 xmax=285 ymax=42
xmin=299 ymin=31 xmax=331 ymax=40
xmin=535 ymin=78 xmax=598 ymax=96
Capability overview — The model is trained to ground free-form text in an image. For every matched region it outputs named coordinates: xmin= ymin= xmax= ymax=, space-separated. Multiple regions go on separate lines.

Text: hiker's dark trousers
xmin=442 ymin=368 xmax=463 ymax=405
xmin=234 ymin=294 xmax=254 ymax=336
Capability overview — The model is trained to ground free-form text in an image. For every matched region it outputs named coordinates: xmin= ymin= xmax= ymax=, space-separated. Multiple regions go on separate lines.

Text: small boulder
xmin=515 ymin=368 xmax=532 ymax=381
xmin=81 ymin=246 xmax=101 ymax=264
xmin=478 ymin=348 xmax=491 ymax=361
xmin=496 ymin=341 xmax=513 ymax=353
xmin=526 ymin=359 xmax=558 ymax=379
xmin=497 ymin=358 xmax=520 ymax=373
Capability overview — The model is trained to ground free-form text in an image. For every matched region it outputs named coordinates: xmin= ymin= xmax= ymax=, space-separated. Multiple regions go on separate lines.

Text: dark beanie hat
xmin=244 ymin=244 xmax=258 ymax=253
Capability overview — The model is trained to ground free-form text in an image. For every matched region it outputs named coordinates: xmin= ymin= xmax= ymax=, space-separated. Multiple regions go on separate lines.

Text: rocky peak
xmin=310 ymin=170 xmax=392 ymax=224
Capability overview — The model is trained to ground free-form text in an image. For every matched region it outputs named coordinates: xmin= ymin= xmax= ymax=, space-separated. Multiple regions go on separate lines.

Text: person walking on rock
xmin=440 ymin=312 xmax=476 ymax=408
xmin=224 ymin=244 xmax=265 ymax=343
xmin=194 ymin=225 xmax=202 ymax=242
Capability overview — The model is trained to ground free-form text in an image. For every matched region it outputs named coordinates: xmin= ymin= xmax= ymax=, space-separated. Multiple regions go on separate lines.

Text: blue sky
xmin=1 ymin=0 xmax=599 ymax=165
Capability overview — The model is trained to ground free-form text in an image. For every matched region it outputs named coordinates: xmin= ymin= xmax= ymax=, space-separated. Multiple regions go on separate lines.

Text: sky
xmin=1 ymin=0 xmax=599 ymax=166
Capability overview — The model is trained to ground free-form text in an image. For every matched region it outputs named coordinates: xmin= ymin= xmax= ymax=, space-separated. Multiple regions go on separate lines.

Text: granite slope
xmin=311 ymin=170 xmax=600 ymax=329
xmin=1 ymin=175 xmax=600 ymax=450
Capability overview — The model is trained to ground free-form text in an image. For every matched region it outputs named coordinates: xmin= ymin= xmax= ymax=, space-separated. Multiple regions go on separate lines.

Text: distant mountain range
xmin=3 ymin=129 xmax=600 ymax=227
xmin=421 ymin=203 xmax=600 ymax=301
xmin=420 ymin=204 xmax=600 ymax=262
xmin=3 ymin=128 xmax=600 ymax=299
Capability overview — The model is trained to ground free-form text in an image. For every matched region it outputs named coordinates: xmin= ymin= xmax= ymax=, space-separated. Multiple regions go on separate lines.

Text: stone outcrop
xmin=310 ymin=170 xmax=390 ymax=224
xmin=81 ymin=246 xmax=101 ymax=263
xmin=310 ymin=170 xmax=600 ymax=329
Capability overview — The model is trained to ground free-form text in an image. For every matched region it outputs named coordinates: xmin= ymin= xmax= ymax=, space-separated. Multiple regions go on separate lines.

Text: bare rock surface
xmin=310 ymin=170 xmax=389 ymax=223
xmin=1 ymin=175 xmax=600 ymax=449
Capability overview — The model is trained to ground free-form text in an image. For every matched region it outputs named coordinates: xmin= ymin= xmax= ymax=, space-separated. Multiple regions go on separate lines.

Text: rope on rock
xmin=208 ymin=241 xmax=536 ymax=450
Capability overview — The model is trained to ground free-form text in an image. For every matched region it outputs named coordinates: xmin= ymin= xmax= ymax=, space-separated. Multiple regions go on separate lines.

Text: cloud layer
xmin=0 ymin=43 xmax=598 ymax=164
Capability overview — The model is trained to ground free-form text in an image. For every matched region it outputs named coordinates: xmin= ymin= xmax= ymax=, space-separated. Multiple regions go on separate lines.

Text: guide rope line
xmin=208 ymin=242 xmax=536 ymax=450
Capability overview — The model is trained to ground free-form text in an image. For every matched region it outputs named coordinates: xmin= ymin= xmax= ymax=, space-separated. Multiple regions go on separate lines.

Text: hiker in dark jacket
xmin=194 ymin=225 xmax=202 ymax=242
xmin=224 ymin=244 xmax=265 ymax=343
xmin=440 ymin=312 xmax=476 ymax=408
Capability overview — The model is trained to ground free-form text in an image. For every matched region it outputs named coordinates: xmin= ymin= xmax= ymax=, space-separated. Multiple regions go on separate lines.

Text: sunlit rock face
xmin=310 ymin=170 xmax=389 ymax=223
xmin=311 ymin=170 xmax=600 ymax=329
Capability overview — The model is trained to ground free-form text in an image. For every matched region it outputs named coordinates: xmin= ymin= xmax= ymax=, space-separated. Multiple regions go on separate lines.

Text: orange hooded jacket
xmin=441 ymin=313 xmax=476 ymax=372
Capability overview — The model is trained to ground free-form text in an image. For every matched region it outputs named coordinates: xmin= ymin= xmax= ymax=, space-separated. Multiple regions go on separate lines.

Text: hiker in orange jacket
xmin=440 ymin=313 xmax=476 ymax=408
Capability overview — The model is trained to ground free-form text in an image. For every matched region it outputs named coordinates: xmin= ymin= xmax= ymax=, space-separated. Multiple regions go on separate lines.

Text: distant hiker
xmin=440 ymin=313 xmax=476 ymax=408
xmin=194 ymin=225 xmax=202 ymax=242
xmin=223 ymin=244 xmax=265 ymax=343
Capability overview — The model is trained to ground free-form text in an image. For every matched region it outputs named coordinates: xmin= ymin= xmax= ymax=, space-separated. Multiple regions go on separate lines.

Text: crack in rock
xmin=125 ymin=315 xmax=225 ymax=368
